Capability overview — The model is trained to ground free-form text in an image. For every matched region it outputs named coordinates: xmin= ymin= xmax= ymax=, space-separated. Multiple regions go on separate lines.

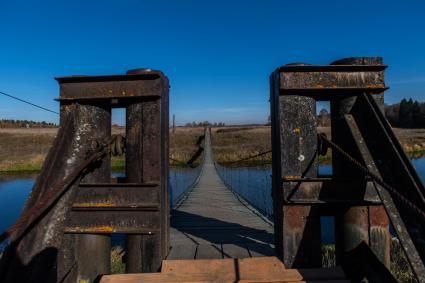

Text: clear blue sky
xmin=1 ymin=0 xmax=424 ymax=125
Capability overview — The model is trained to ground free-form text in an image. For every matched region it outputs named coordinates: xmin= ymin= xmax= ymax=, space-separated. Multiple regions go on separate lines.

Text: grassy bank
xmin=170 ymin=127 xmax=205 ymax=167
xmin=0 ymin=126 xmax=423 ymax=172
xmin=0 ymin=127 xmax=205 ymax=172
xmin=211 ymin=126 xmax=425 ymax=166
xmin=211 ymin=126 xmax=272 ymax=166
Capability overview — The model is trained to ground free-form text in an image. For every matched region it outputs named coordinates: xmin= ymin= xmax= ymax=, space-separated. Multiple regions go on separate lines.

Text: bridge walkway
xmin=168 ymin=130 xmax=275 ymax=260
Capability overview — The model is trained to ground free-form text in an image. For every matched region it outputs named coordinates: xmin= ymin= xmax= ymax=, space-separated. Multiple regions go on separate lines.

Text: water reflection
xmin=0 ymin=166 xmax=202 ymax=235
xmin=0 ymin=158 xmax=424 ymax=243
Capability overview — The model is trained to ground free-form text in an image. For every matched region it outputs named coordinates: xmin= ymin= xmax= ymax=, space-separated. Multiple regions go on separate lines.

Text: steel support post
xmin=331 ymin=57 xmax=390 ymax=271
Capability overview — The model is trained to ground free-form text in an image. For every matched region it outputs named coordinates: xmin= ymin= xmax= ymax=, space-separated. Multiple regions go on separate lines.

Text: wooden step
xmin=100 ymin=256 xmax=347 ymax=283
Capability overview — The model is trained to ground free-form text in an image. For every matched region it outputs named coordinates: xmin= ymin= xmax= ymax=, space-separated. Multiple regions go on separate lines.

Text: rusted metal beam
xmin=326 ymin=58 xmax=390 ymax=280
xmin=278 ymin=60 xmax=387 ymax=99
xmin=346 ymin=106 xmax=425 ymax=281
xmin=282 ymin=180 xmax=381 ymax=205
xmin=125 ymin=68 xmax=169 ymax=273
xmin=270 ymin=63 xmax=321 ymax=268
xmin=73 ymin=183 xmax=160 ymax=208
xmin=0 ymin=109 xmax=79 ymax=283
xmin=55 ymin=71 xmax=165 ymax=101
xmin=73 ymin=102 xmax=112 ymax=283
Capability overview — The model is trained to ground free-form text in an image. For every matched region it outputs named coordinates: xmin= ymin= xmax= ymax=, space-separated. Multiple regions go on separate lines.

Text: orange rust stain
xmin=282 ymin=175 xmax=302 ymax=181
xmin=83 ymin=225 xmax=114 ymax=233
xmin=74 ymin=201 xmax=116 ymax=207
xmin=366 ymin=84 xmax=385 ymax=88
xmin=370 ymin=206 xmax=389 ymax=226
xmin=285 ymin=206 xmax=310 ymax=228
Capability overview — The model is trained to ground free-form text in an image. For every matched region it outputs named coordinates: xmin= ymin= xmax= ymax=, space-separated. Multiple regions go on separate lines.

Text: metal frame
xmin=270 ymin=57 xmax=393 ymax=280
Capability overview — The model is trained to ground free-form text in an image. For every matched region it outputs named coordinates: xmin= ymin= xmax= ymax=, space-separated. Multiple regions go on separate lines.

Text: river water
xmin=0 ymin=158 xmax=424 ymax=244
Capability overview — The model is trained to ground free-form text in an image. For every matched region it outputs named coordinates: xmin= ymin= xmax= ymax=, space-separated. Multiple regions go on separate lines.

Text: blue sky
xmin=1 ymin=0 xmax=424 ymax=125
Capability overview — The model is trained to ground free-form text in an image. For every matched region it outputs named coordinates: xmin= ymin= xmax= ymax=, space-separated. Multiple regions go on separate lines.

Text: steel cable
xmin=0 ymin=90 xmax=59 ymax=115
xmin=318 ymin=133 xmax=425 ymax=221
xmin=0 ymin=136 xmax=118 ymax=245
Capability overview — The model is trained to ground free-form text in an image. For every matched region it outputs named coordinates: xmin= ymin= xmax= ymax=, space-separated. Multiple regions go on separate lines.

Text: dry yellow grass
xmin=0 ymin=130 xmax=56 ymax=171
xmin=0 ymin=125 xmax=423 ymax=171
xmin=0 ymin=126 xmax=205 ymax=171
xmin=211 ymin=126 xmax=272 ymax=165
xmin=170 ymin=127 xmax=205 ymax=166
xmin=211 ymin=126 xmax=425 ymax=165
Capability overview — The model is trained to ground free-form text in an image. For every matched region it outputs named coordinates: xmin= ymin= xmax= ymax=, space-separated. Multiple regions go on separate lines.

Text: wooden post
xmin=270 ymin=64 xmax=322 ymax=268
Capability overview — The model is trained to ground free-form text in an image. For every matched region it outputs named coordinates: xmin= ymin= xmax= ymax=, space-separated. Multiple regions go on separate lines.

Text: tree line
xmin=0 ymin=119 xmax=57 ymax=128
xmin=184 ymin=121 xmax=226 ymax=127
xmin=317 ymin=98 xmax=425 ymax=128
xmin=385 ymin=98 xmax=425 ymax=128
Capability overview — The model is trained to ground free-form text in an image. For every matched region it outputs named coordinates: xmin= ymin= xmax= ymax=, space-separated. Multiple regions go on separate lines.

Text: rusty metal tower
xmin=270 ymin=57 xmax=425 ymax=281
xmin=0 ymin=69 xmax=169 ymax=283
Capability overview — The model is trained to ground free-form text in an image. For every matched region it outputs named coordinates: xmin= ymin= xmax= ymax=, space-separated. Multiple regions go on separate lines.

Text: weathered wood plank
xmin=195 ymin=244 xmax=223 ymax=259
xmin=221 ymin=243 xmax=250 ymax=258
xmin=167 ymin=244 xmax=197 ymax=260
xmin=99 ymin=257 xmax=347 ymax=283
xmin=170 ymin=130 xmax=274 ymax=260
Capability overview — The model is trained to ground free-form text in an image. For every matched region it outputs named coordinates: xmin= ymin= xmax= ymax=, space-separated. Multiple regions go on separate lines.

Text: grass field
xmin=0 ymin=126 xmax=205 ymax=172
xmin=211 ymin=126 xmax=272 ymax=166
xmin=0 ymin=126 xmax=423 ymax=172
xmin=211 ymin=126 xmax=425 ymax=165
xmin=170 ymin=127 xmax=205 ymax=166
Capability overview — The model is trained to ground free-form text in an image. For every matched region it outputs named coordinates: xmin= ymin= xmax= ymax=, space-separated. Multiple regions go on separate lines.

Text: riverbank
xmin=0 ymin=126 xmax=423 ymax=171
xmin=0 ymin=126 xmax=205 ymax=172
xmin=211 ymin=126 xmax=425 ymax=166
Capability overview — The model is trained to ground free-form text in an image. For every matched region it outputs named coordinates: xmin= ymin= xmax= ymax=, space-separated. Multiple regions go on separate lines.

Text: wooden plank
xmin=162 ymin=258 xmax=235 ymax=274
xmin=221 ymin=244 xmax=250 ymax=258
xmin=170 ymin=130 xmax=274 ymax=262
xmin=100 ymin=257 xmax=346 ymax=282
xmin=167 ymin=244 xmax=197 ymax=260
xmin=246 ymin=243 xmax=275 ymax=257
xmin=195 ymin=244 xmax=223 ymax=259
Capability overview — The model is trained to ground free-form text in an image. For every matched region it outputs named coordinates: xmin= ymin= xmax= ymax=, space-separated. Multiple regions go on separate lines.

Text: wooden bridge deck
xmin=168 ymin=130 xmax=275 ymax=260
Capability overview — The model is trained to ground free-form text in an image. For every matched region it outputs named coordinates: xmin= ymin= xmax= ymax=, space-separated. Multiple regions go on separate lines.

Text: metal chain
xmin=318 ymin=133 xmax=425 ymax=221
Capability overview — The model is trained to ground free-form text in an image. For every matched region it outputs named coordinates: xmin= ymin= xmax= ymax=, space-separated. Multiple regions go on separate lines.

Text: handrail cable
xmin=0 ymin=135 xmax=118 ymax=245
xmin=0 ymin=90 xmax=59 ymax=115
xmin=318 ymin=133 xmax=425 ymax=221
xmin=220 ymin=150 xmax=272 ymax=166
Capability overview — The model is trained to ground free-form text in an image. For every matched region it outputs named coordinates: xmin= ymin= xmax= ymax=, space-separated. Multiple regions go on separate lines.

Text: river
xmin=0 ymin=158 xmax=424 ymax=244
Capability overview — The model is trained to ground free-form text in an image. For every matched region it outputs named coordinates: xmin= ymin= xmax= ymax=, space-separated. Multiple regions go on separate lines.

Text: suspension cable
xmin=0 ymin=90 xmax=59 ymax=115
xmin=221 ymin=150 xmax=272 ymax=166
xmin=318 ymin=133 xmax=425 ymax=221
xmin=0 ymin=136 xmax=118 ymax=245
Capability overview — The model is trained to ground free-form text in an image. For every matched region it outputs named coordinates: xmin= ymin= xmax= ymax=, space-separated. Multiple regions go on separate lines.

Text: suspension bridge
xmin=168 ymin=129 xmax=274 ymax=260
xmin=0 ymin=57 xmax=425 ymax=282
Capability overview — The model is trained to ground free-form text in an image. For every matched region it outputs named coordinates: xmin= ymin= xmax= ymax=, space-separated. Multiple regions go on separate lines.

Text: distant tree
xmin=384 ymin=98 xmax=425 ymax=128
xmin=317 ymin=108 xmax=331 ymax=127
